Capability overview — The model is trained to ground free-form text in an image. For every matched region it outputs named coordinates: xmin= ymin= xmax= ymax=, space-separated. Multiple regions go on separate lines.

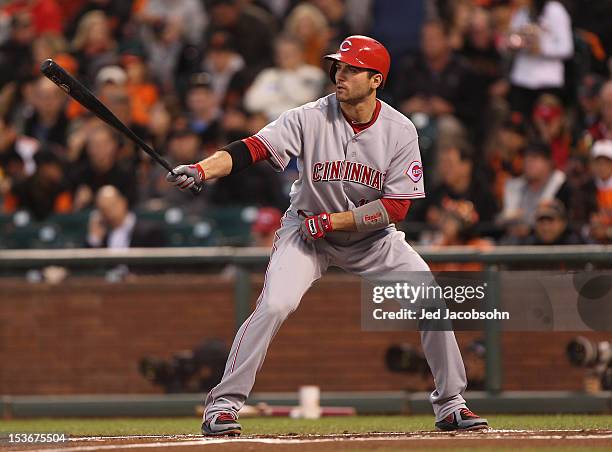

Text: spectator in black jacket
xmin=393 ymin=20 xmax=480 ymax=142
xmin=522 ymin=199 xmax=584 ymax=245
xmin=23 ymin=77 xmax=69 ymax=152
xmin=412 ymin=141 xmax=498 ymax=230
xmin=185 ymin=73 xmax=222 ymax=151
xmin=86 ymin=185 xmax=166 ymax=248
xmin=72 ymin=125 xmax=137 ymax=210
xmin=207 ymin=108 xmax=289 ymax=210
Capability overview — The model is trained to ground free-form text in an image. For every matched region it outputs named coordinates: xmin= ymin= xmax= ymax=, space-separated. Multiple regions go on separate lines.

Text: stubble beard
xmin=336 ymin=85 xmax=375 ymax=105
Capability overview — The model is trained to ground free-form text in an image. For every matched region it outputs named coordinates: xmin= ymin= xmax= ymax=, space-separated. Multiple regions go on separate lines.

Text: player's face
xmin=333 ymin=62 xmax=381 ymax=104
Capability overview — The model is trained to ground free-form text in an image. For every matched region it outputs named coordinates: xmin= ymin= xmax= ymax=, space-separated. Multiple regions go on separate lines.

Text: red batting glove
xmin=299 ymin=212 xmax=333 ymax=241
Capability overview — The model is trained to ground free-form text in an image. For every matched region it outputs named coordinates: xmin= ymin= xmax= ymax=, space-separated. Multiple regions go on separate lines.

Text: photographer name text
xmin=372 ymin=307 xmax=510 ymax=320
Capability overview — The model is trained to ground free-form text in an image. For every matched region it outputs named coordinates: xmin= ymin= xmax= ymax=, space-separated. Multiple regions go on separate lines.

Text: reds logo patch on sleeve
xmin=406 ymin=160 xmax=423 ymax=182
xmin=363 ymin=212 xmax=383 ymax=224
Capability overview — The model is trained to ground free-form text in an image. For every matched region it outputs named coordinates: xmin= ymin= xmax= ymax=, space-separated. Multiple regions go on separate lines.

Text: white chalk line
xmin=12 ymin=430 xmax=612 ymax=452
xmin=67 ymin=429 xmax=612 ymax=440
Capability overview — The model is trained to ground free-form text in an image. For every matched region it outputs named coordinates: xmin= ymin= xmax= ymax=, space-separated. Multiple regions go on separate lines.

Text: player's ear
xmin=371 ymin=73 xmax=383 ymax=90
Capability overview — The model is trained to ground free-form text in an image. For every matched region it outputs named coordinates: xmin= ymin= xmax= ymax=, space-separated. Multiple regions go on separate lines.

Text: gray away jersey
xmin=255 ymin=94 xmax=425 ymax=241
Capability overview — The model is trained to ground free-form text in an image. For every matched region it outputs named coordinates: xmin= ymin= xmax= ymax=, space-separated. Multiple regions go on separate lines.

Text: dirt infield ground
xmin=4 ymin=429 xmax=612 ymax=451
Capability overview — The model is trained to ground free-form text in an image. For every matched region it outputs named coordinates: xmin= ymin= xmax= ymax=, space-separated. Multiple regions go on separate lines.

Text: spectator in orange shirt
xmin=591 ymin=140 xmax=612 ymax=216
xmin=284 ymin=3 xmax=331 ymax=68
xmin=576 ymin=140 xmax=612 ymax=243
xmin=120 ymin=51 xmax=159 ymax=126
xmin=96 ymin=66 xmax=149 ymax=166
xmin=3 ymin=149 xmax=72 ymax=220
xmin=430 ymin=199 xmax=493 ymax=272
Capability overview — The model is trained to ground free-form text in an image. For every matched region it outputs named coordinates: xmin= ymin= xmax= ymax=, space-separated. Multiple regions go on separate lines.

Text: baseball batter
xmin=167 ymin=36 xmax=488 ymax=435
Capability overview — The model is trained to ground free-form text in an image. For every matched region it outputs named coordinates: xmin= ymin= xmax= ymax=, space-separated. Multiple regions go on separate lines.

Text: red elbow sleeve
xmin=242 ymin=136 xmax=270 ymax=163
xmin=381 ymin=198 xmax=411 ymax=223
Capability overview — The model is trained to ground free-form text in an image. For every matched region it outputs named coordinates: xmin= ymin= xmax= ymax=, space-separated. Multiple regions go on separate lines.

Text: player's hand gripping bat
xmin=40 ymin=59 xmax=201 ymax=194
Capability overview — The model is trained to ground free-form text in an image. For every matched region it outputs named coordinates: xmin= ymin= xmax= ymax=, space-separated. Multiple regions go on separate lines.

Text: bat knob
xmin=190 ymin=184 xmax=203 ymax=195
xmin=40 ymin=59 xmax=55 ymax=74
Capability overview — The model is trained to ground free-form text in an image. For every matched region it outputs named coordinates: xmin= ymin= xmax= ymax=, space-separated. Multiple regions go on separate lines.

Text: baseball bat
xmin=40 ymin=59 xmax=201 ymax=194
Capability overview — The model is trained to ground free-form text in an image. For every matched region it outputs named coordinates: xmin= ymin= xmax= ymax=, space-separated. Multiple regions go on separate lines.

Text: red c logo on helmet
xmin=340 ymin=39 xmax=352 ymax=52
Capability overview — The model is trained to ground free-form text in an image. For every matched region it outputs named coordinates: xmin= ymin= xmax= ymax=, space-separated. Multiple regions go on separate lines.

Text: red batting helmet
xmin=324 ymin=35 xmax=391 ymax=87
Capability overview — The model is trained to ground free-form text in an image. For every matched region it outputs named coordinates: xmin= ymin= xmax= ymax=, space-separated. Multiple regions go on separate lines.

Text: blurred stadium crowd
xmin=0 ymin=0 xmax=611 ymax=250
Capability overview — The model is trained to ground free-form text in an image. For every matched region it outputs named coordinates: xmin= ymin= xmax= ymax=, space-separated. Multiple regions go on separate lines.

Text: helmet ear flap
xmin=328 ymin=62 xmax=337 ymax=84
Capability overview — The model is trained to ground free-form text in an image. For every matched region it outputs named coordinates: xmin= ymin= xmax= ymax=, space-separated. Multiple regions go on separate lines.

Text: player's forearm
xmin=198 ymin=139 xmax=266 ymax=181
xmin=329 ymin=198 xmax=411 ymax=232
xmin=329 ymin=211 xmax=357 ymax=232
xmin=168 ymin=140 xmax=260 ymax=190
xmin=196 ymin=150 xmax=235 ymax=180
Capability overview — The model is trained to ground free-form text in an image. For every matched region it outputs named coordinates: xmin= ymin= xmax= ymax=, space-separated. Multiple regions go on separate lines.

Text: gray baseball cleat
xmin=434 ymin=407 xmax=488 ymax=431
xmin=201 ymin=412 xmax=242 ymax=436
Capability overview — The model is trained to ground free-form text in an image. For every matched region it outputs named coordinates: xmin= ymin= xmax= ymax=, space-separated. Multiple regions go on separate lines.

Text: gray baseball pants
xmin=204 ymin=211 xmax=467 ymax=422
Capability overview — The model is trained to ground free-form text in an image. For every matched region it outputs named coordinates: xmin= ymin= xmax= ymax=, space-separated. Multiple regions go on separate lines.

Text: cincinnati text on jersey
xmin=312 ymin=160 xmax=384 ymax=190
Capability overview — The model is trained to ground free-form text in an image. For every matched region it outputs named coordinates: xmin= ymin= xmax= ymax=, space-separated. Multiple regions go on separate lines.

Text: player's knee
xmin=262 ymin=298 xmax=297 ymax=319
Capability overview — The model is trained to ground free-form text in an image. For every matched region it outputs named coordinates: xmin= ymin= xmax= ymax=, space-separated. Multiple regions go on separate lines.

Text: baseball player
xmin=167 ymin=36 xmax=488 ymax=435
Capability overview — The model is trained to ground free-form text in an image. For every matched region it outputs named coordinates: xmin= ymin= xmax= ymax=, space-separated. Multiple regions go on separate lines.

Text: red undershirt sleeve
xmin=381 ymin=198 xmax=412 ymax=223
xmin=242 ymin=136 xmax=271 ymax=163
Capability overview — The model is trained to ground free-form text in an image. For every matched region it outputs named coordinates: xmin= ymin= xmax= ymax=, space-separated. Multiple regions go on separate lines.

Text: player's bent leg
xmin=341 ymin=230 xmax=487 ymax=430
xmin=202 ymin=214 xmax=328 ymax=435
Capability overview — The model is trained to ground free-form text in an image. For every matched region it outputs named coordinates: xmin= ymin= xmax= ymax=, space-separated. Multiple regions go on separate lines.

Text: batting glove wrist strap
xmin=191 ymin=162 xmax=206 ymax=182
xmin=319 ymin=213 xmax=333 ymax=233
xmin=300 ymin=212 xmax=333 ymax=241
